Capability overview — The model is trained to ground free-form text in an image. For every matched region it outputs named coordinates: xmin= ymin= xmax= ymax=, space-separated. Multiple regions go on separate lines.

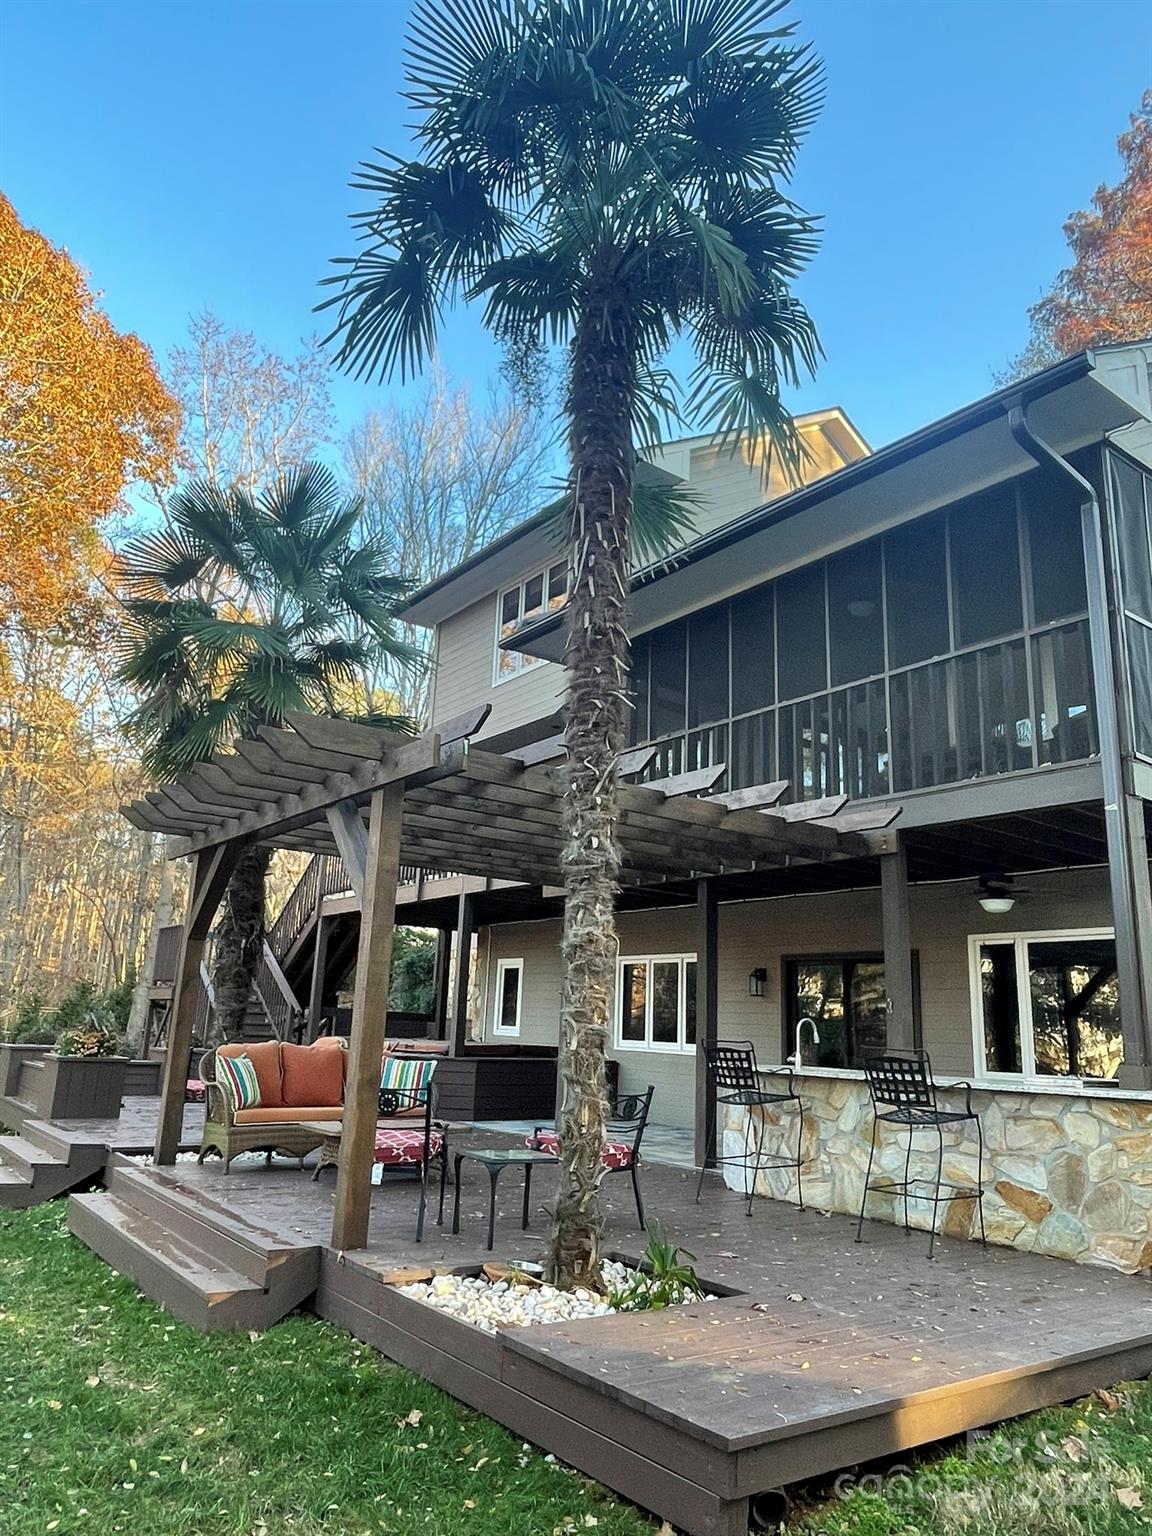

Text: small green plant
xmin=6 ymin=992 xmax=55 ymax=1045
xmin=608 ymin=1226 xmax=704 ymax=1313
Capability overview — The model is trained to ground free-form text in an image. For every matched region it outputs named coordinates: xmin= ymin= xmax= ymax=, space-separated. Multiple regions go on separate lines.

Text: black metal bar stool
xmin=855 ymin=1049 xmax=988 ymax=1259
xmin=695 ymin=1040 xmax=805 ymax=1216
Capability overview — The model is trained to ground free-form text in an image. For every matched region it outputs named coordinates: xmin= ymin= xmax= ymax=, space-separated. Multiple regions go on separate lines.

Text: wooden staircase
xmin=68 ymin=1163 xmax=320 ymax=1331
xmin=0 ymin=1120 xmax=106 ymax=1210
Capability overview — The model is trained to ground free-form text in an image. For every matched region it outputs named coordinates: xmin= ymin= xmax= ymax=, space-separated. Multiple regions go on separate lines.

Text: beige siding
xmin=431 ymin=590 xmax=564 ymax=739
xmin=645 ymin=417 xmax=866 ymax=546
xmin=473 ymin=868 xmax=1119 ymax=1130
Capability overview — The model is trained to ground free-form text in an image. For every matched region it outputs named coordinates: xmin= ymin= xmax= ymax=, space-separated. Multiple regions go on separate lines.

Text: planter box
xmin=30 ymin=1055 xmax=130 ymax=1121
xmin=0 ymin=1042 xmax=49 ymax=1099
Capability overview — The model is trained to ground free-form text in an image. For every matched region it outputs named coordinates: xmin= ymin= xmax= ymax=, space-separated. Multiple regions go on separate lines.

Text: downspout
xmin=1007 ymin=402 xmax=1152 ymax=1087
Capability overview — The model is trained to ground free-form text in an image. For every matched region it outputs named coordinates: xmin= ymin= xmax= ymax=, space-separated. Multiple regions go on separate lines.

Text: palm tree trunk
xmin=208 ymin=843 xmax=271 ymax=1044
xmin=548 ymin=295 xmax=637 ymax=1291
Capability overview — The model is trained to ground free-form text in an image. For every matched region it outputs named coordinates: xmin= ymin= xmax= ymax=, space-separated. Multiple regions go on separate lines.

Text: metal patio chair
xmin=528 ymin=1085 xmax=655 ymax=1228
xmin=695 ymin=1041 xmax=805 ymax=1217
xmin=855 ymin=1049 xmax=987 ymax=1259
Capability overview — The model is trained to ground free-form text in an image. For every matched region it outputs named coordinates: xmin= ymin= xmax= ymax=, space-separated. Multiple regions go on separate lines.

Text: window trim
xmin=967 ymin=927 xmax=1118 ymax=1083
xmin=493 ymin=563 xmax=568 ymax=686
xmin=492 ymin=957 xmax=524 ymax=1037
xmin=781 ymin=951 xmax=921 ymax=1069
xmin=614 ymin=953 xmax=698 ymax=1054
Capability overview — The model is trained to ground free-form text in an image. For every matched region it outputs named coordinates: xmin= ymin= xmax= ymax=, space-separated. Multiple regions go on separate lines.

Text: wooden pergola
xmin=123 ymin=707 xmax=887 ymax=1251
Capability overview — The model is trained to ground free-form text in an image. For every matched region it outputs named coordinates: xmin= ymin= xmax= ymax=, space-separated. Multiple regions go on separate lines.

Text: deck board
xmin=54 ymin=1102 xmax=1152 ymax=1535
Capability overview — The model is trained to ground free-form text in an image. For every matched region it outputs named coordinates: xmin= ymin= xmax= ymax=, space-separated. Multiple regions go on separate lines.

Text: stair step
xmin=0 ymin=1134 xmax=64 ymax=1180
xmin=68 ymin=1193 xmax=270 ymax=1332
xmin=106 ymin=1167 xmax=298 ymax=1286
xmin=21 ymin=1119 xmax=103 ymax=1161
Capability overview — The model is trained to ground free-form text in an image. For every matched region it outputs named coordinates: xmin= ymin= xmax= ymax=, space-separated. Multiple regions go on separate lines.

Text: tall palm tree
xmin=117 ymin=461 xmax=417 ymax=1042
xmin=321 ymin=0 xmax=822 ymax=1288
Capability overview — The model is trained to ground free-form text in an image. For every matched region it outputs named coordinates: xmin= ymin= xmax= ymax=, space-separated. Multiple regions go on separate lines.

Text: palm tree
xmin=116 ymin=461 xmax=417 ymax=1042
xmin=321 ymin=0 xmax=823 ymax=1288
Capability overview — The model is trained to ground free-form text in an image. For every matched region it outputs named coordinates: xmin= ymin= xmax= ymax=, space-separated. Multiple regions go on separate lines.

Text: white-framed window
xmin=968 ymin=928 xmax=1122 ymax=1082
xmin=493 ymin=562 xmax=568 ymax=684
xmin=615 ymin=954 xmax=698 ymax=1053
xmin=492 ymin=958 xmax=524 ymax=1036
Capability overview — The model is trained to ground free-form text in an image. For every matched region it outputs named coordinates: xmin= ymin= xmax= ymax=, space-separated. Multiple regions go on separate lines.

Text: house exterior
xmin=397 ymin=346 xmax=1152 ymax=1273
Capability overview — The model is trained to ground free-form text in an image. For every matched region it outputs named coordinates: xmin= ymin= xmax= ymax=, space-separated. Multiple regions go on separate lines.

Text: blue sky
xmin=2 ymin=0 xmax=1148 ymax=452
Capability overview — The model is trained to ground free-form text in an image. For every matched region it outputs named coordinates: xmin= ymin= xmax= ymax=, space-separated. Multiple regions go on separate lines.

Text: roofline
xmin=398 ymin=406 xmax=870 ymax=618
xmin=508 ymin=348 xmax=1103 ymax=653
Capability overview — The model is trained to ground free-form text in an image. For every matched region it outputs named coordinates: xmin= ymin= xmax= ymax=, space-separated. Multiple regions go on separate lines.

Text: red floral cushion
xmin=373 ymin=1128 xmax=444 ymax=1166
xmin=185 ymin=1079 xmax=206 ymax=1104
xmin=525 ymin=1131 xmax=634 ymax=1170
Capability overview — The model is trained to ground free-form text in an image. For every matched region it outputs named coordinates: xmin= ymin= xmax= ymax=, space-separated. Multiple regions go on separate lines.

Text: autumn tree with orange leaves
xmin=0 ymin=193 xmax=179 ymax=634
xmin=1006 ymin=91 xmax=1152 ymax=378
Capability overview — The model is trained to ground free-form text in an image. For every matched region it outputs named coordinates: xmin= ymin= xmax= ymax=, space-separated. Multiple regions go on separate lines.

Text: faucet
xmin=789 ymin=1016 xmax=821 ymax=1069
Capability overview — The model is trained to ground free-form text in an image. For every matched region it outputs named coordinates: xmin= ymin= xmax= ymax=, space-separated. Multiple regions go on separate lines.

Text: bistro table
xmin=451 ymin=1145 xmax=558 ymax=1251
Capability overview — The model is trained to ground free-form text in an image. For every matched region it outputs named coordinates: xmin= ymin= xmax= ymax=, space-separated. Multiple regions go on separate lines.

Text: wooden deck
xmin=65 ymin=1123 xmax=1152 ymax=1536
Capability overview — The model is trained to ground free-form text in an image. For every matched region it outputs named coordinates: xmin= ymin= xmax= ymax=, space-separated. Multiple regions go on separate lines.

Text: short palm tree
xmin=117 ymin=461 xmax=417 ymax=1041
xmin=321 ymin=0 xmax=822 ymax=1288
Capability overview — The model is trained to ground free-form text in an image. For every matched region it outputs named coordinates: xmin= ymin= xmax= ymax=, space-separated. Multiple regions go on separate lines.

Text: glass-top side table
xmin=451 ymin=1146 xmax=558 ymax=1251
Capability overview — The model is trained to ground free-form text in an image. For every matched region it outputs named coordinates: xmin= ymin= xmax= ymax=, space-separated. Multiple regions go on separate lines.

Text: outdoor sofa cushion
xmin=218 ymin=1039 xmax=283 ymax=1107
xmin=526 ymin=1131 xmax=634 ymax=1170
xmin=374 ymin=1127 xmax=444 ymax=1165
xmin=281 ymin=1041 xmax=344 ymax=1107
xmin=218 ymin=1054 xmax=261 ymax=1111
xmin=233 ymin=1105 xmax=343 ymax=1125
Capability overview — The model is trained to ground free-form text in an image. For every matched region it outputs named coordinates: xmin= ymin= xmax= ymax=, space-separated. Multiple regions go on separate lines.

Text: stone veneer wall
xmin=720 ymin=1074 xmax=1152 ymax=1275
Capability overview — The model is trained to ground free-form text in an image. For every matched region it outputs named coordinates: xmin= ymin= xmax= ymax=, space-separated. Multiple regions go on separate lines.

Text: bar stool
xmin=855 ymin=1049 xmax=988 ymax=1259
xmin=695 ymin=1040 xmax=805 ymax=1216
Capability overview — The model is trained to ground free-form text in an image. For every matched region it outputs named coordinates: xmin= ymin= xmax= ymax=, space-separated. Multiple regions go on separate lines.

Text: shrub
xmin=607 ymin=1227 xmax=704 ymax=1312
xmin=54 ymin=1014 xmax=122 ymax=1058
xmin=7 ymin=992 xmax=56 ymax=1046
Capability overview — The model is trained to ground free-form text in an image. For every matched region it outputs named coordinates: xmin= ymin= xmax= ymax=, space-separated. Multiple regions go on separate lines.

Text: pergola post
xmin=880 ymin=836 xmax=916 ymax=1052
xmin=449 ymin=892 xmax=476 ymax=1055
xmin=693 ymin=877 xmax=719 ymax=1171
xmin=331 ymin=783 xmax=405 ymax=1252
xmin=432 ymin=927 xmax=452 ymax=1040
xmin=154 ymin=840 xmax=246 ymax=1164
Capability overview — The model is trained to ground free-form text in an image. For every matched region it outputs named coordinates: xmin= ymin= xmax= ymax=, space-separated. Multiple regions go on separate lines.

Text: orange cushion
xmin=311 ymin=1036 xmax=348 ymax=1076
xmin=218 ymin=1040 xmax=282 ymax=1108
xmin=281 ymin=1042 xmax=344 ymax=1109
xmin=233 ymin=1106 xmax=343 ymax=1125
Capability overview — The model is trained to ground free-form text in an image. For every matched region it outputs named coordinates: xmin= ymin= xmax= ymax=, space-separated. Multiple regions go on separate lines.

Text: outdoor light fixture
xmin=748 ymin=967 xmax=768 ymax=998
xmin=846 ymin=598 xmax=877 ymax=619
xmin=977 ymin=873 xmax=1016 ymax=915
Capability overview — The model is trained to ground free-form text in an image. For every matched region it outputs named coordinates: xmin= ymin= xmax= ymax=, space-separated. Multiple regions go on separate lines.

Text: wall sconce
xmin=748 ymin=967 xmax=768 ymax=998
xmin=977 ymin=872 xmax=1016 ymax=915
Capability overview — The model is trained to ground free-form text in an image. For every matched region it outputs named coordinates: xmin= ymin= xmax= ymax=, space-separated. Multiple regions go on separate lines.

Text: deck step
xmin=0 ymin=1134 xmax=62 ymax=1180
xmin=68 ymin=1171 xmax=320 ymax=1332
xmin=0 ymin=1123 xmax=109 ymax=1209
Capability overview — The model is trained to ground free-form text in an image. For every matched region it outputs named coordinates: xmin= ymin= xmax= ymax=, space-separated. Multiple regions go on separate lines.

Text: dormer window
xmin=494 ymin=562 xmax=568 ymax=682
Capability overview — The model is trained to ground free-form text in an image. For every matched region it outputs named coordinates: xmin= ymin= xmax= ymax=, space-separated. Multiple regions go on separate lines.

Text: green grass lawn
xmin=1 ymin=1203 xmax=1149 ymax=1536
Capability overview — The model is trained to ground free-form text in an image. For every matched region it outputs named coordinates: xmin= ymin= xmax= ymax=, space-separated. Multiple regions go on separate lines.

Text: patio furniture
xmin=311 ymin=1078 xmax=448 ymax=1243
xmin=197 ymin=1037 xmax=348 ymax=1172
xmin=526 ymin=1084 xmax=655 ymax=1229
xmin=451 ymin=1146 xmax=559 ymax=1251
xmin=695 ymin=1042 xmax=805 ymax=1217
xmin=855 ymin=1049 xmax=988 ymax=1260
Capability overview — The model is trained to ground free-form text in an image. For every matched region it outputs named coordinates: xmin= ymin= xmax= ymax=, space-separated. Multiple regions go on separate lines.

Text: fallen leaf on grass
xmin=1117 ymin=1489 xmax=1143 ymax=1510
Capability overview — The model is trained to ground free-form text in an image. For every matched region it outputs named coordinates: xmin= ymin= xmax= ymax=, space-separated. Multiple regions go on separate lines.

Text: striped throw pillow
xmin=217 ymin=1053 xmax=261 ymax=1111
xmin=379 ymin=1053 xmax=436 ymax=1106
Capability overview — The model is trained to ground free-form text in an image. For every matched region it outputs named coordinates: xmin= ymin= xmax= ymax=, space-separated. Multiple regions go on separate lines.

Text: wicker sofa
xmin=198 ymin=1038 xmax=348 ymax=1172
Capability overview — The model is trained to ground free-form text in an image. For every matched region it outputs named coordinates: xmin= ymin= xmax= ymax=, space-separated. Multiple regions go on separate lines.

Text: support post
xmin=154 ymin=840 xmax=245 ymax=1164
xmin=449 ymin=892 xmax=476 ymax=1056
xmin=1115 ymin=792 xmax=1152 ymax=1088
xmin=307 ymin=913 xmax=331 ymax=1041
xmin=331 ymin=783 xmax=405 ymax=1252
xmin=880 ymin=836 xmax=916 ymax=1052
xmin=432 ymin=927 xmax=452 ymax=1040
xmin=694 ymin=878 xmax=719 ymax=1171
